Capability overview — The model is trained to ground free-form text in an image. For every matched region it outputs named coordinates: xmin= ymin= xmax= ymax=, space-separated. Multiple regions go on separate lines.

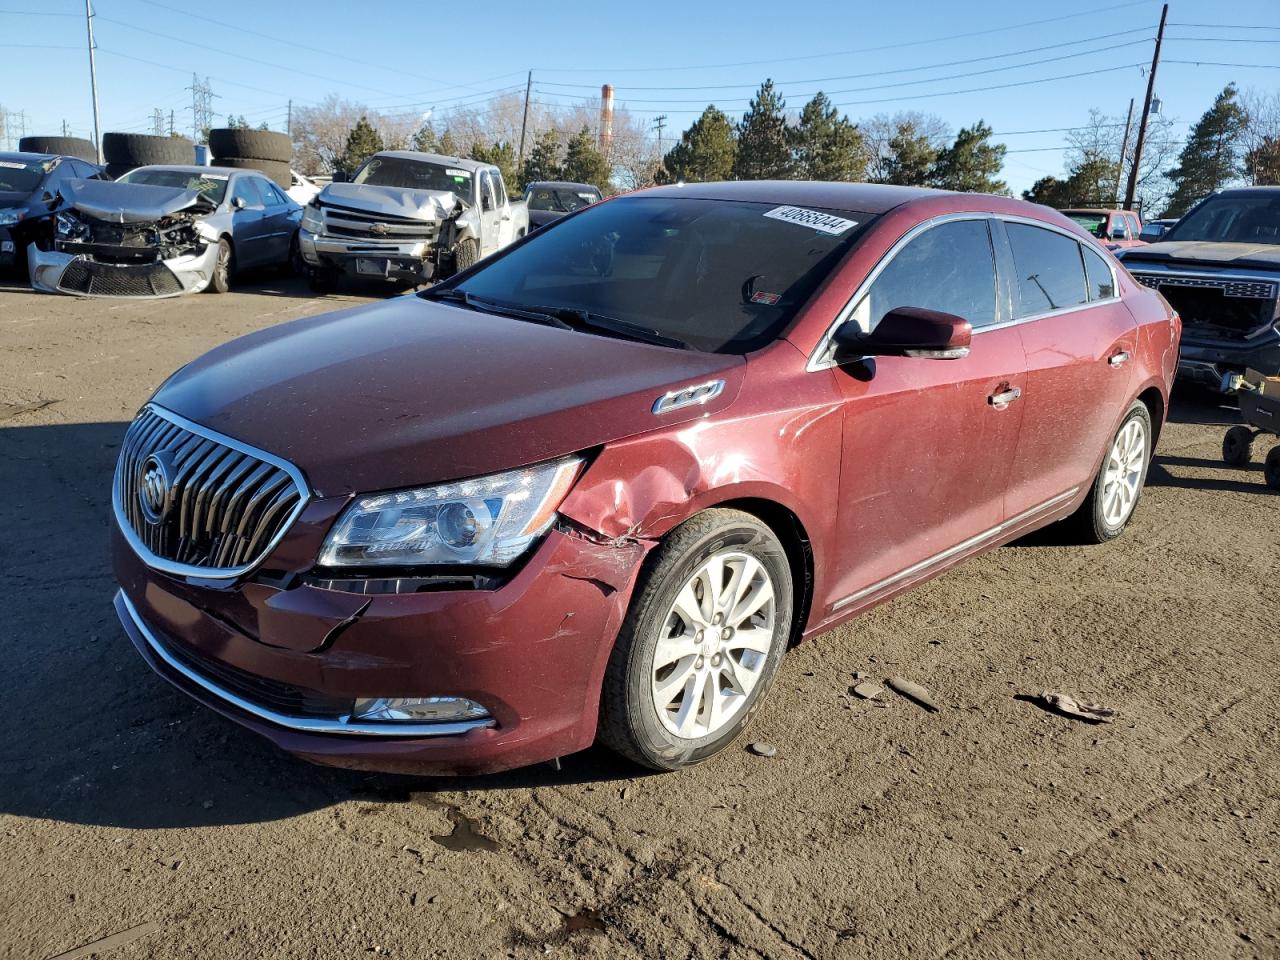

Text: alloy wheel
xmin=651 ymin=550 xmax=777 ymax=739
xmin=1101 ymin=417 xmax=1147 ymax=526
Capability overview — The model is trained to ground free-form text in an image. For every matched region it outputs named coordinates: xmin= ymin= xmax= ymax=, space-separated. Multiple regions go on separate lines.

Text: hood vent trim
xmin=652 ymin=379 xmax=726 ymax=415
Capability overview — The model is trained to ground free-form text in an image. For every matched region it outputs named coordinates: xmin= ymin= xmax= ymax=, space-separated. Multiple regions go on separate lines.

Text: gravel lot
xmin=1 ymin=275 xmax=1277 ymax=960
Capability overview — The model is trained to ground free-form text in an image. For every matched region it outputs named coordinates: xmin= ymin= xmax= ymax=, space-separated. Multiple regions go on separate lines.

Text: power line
xmin=1167 ymin=21 xmax=1280 ymax=30
xmin=535 ymin=0 xmax=1154 ymax=74
xmin=1165 ymin=59 xmax=1280 ymax=69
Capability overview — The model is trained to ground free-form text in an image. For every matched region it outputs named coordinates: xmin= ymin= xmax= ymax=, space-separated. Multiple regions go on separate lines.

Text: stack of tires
xmin=207 ymin=129 xmax=292 ymax=189
xmin=101 ymin=133 xmax=195 ymax=179
xmin=18 ymin=136 xmax=99 ymax=163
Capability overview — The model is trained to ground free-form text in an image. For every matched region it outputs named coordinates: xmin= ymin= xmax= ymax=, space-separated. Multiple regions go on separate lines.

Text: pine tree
xmin=412 ymin=123 xmax=438 ymax=153
xmin=520 ymin=130 xmax=563 ymax=185
xmin=880 ymin=120 xmax=937 ymax=186
xmin=791 ymin=92 xmax=868 ymax=181
xmin=656 ymin=106 xmax=737 ymax=183
xmin=470 ymin=141 xmax=520 ymax=192
xmin=1163 ymin=84 xmax=1248 ymax=217
xmin=338 ymin=116 xmax=384 ymax=173
xmin=734 ymin=80 xmax=792 ymax=180
xmin=1244 ymin=136 xmax=1280 ymax=186
xmin=1023 ymin=175 xmax=1070 ymax=207
xmin=437 ymin=128 xmax=460 ymax=158
xmin=561 ymin=128 xmax=611 ymax=190
xmin=930 ymin=121 xmax=1007 ymax=193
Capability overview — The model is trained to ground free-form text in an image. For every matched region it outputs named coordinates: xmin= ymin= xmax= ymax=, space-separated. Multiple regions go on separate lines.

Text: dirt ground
xmin=1 ymin=273 xmax=1276 ymax=960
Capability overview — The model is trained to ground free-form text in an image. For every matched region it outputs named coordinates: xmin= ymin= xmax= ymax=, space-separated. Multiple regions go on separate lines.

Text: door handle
xmin=1108 ymin=351 xmax=1131 ymax=367
xmin=988 ymin=387 xmax=1021 ymax=406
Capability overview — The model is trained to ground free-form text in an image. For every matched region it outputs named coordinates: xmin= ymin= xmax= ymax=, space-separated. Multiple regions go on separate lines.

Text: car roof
xmin=0 ymin=151 xmax=60 ymax=164
xmin=1213 ymin=185 xmax=1280 ymax=198
xmin=373 ymin=151 xmax=490 ymax=173
xmin=1059 ymin=208 xmax=1127 ymax=215
xmin=126 ymin=164 xmax=251 ymax=177
xmin=526 ymin=180 xmax=601 ymax=193
xmin=635 ymin=180 xmax=952 ymax=215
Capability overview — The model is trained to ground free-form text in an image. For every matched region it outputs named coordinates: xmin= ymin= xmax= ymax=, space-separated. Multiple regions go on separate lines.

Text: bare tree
xmin=1240 ymin=88 xmax=1280 ymax=185
xmin=292 ymin=94 xmax=371 ymax=175
xmin=862 ymin=111 xmax=951 ymax=183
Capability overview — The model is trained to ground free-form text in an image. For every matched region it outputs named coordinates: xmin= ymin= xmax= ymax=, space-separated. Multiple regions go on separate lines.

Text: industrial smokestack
xmin=599 ymin=84 xmax=614 ymax=157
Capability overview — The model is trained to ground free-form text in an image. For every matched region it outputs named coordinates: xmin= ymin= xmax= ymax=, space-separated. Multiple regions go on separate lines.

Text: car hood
xmin=317 ymin=182 xmax=460 ymax=220
xmin=57 ymin=178 xmax=212 ymax=222
xmin=1119 ymin=240 xmax=1280 ymax=270
xmin=151 ymin=297 xmax=745 ymax=497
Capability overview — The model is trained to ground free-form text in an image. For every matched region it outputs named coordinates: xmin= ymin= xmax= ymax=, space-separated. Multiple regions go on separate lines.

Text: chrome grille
xmin=114 ymin=405 xmax=310 ymax=578
xmin=322 ymin=204 xmax=437 ymax=242
xmin=1130 ymin=272 xmax=1278 ymax=300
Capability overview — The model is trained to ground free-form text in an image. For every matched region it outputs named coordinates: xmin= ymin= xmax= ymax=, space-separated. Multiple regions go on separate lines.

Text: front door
xmin=825 ymin=217 xmax=1027 ymax=615
xmin=477 ymin=172 xmax=502 ymax=257
xmin=997 ymin=221 xmax=1138 ymax=516
xmin=229 ymin=176 xmax=269 ymax=269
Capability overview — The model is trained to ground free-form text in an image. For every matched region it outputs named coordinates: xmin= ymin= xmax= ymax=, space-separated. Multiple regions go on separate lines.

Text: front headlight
xmin=318 ymin=457 xmax=583 ymax=568
xmin=0 ymin=208 xmax=24 ymax=226
xmin=55 ymin=211 xmax=85 ymax=238
xmin=301 ymin=204 xmax=324 ymax=234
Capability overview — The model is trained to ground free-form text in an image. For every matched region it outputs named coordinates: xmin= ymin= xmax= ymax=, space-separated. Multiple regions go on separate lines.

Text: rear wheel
xmin=208 ymin=238 xmax=232 ymax=294
xmin=306 ymin=266 xmax=338 ymax=293
xmin=1222 ymin=425 xmax=1254 ymax=467
xmin=598 ymin=509 xmax=793 ymax=771
xmin=1063 ymin=400 xmax=1152 ymax=543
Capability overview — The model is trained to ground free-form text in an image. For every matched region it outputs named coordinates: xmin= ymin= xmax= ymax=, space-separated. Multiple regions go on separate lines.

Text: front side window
xmin=434 ymin=196 xmax=874 ymax=354
xmin=1082 ymin=244 xmax=1117 ymax=300
xmin=1065 ymin=212 xmax=1107 ymax=239
xmin=1006 ymin=222 xmax=1089 ymax=316
xmin=1164 ymin=193 xmax=1280 ymax=245
xmin=231 ymin=177 xmax=265 ymax=208
xmin=480 ymin=172 xmax=496 ymax=211
xmin=353 ymin=156 xmax=473 ymax=204
xmin=850 ymin=218 xmax=997 ymax=332
xmin=118 ymin=168 xmax=229 ymax=204
xmin=1108 ymin=215 xmax=1130 ymax=241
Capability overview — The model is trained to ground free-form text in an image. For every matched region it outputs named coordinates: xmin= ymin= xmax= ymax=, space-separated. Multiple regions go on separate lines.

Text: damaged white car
xmin=29 ymin=165 xmax=301 ymax=298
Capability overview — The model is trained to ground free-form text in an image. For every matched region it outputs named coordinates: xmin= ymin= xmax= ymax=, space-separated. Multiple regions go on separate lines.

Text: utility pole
xmin=1123 ymin=3 xmax=1167 ymax=211
xmin=653 ymin=114 xmax=668 ymax=156
xmin=85 ymin=0 xmax=102 ymax=161
xmin=1115 ymin=98 xmax=1135 ymax=207
xmin=62 ymin=119 xmax=71 ymax=137
xmin=168 ymin=110 xmax=175 ymax=136
xmin=517 ymin=70 xmax=533 ymax=167
xmin=151 ymin=108 xmax=165 ymax=136
xmin=186 ymin=73 xmax=218 ymax=143
xmin=286 ymin=99 xmax=292 ymax=138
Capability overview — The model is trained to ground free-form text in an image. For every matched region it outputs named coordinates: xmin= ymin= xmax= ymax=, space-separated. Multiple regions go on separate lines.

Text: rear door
xmin=229 ymin=176 xmax=270 ymax=268
xmin=999 ymin=220 xmax=1137 ymax=516
xmin=824 ymin=216 xmax=1028 ymax=613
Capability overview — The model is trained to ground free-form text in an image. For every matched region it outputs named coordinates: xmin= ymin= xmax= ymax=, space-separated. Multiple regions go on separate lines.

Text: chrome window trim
xmin=112 ymin=403 xmax=313 ymax=581
xmin=830 ymin=486 xmax=1080 ymax=613
xmin=807 ymin=212 xmax=1122 ymax=371
xmin=117 ymin=590 xmax=496 ymax=738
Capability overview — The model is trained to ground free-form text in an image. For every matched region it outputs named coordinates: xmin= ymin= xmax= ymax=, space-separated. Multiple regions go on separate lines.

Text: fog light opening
xmin=351 ymin=696 xmax=491 ymax=723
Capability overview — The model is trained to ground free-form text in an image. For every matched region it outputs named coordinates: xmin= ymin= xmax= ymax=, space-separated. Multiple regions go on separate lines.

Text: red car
xmin=1060 ymin=207 xmax=1146 ymax=251
xmin=112 ymin=182 xmax=1179 ymax=775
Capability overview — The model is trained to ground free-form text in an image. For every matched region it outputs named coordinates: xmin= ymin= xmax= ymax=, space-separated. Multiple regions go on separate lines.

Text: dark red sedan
xmin=112 ymin=182 xmax=1179 ymax=774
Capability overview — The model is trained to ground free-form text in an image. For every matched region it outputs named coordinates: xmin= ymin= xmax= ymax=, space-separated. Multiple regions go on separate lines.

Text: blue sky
xmin=2 ymin=0 xmax=1277 ymax=193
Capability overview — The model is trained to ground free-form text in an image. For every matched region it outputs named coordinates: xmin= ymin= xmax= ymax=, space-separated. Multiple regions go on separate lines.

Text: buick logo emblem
xmin=138 ymin=453 xmax=173 ymax=525
xmin=369 ymin=222 xmax=390 ymax=236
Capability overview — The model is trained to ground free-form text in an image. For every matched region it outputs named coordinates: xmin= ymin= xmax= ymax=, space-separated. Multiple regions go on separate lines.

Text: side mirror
xmin=231 ymin=196 xmax=246 ymax=210
xmin=332 ymin=170 xmax=350 ymax=183
xmin=834 ymin=307 xmax=972 ymax=362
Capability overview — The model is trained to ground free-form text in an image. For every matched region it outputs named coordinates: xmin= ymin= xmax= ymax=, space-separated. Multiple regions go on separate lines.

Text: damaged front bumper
xmin=113 ymin=519 xmax=651 ymax=775
xmin=300 ymin=228 xmax=440 ymax=282
xmin=28 ymin=242 xmax=220 ymax=298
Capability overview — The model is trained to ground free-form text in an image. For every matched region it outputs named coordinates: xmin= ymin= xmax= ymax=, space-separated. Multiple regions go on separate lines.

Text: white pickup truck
xmin=297 ymin=151 xmax=529 ymax=291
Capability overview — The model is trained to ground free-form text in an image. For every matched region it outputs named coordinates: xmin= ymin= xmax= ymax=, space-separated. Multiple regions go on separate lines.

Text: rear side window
xmin=1082 ymin=245 xmax=1116 ymax=300
xmin=854 ymin=219 xmax=997 ymax=331
xmin=1006 ymin=222 xmax=1088 ymax=316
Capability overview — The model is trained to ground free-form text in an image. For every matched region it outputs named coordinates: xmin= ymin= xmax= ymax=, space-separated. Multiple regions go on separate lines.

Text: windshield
xmin=1064 ymin=212 xmax=1107 ymax=237
xmin=354 ymin=157 xmax=473 ymax=202
xmin=432 ymin=196 xmax=873 ymax=354
xmin=527 ymin=187 xmax=600 ymax=213
xmin=118 ymin=169 xmax=228 ymax=204
xmin=0 ymin=159 xmax=46 ymax=194
xmin=1164 ymin=193 xmax=1280 ymax=245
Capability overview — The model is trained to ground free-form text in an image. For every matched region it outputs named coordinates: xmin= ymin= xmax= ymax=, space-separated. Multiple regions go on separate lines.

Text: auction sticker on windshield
xmin=763 ymin=205 xmax=859 ymax=236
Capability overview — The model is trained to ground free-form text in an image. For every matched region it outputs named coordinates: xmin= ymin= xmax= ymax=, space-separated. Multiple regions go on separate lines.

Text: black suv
xmin=0 ymin=152 xmax=106 ymax=274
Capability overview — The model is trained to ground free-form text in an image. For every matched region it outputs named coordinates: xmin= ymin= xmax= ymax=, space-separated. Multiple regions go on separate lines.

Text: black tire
xmin=207 ymin=238 xmax=232 ymax=294
xmin=1222 ymin=425 xmax=1254 ymax=468
xmin=104 ymin=163 xmax=134 ymax=181
xmin=19 ymin=136 xmax=97 ymax=162
xmin=1062 ymin=400 xmax=1153 ymax=544
xmin=284 ymin=231 xmax=303 ymax=275
xmin=212 ymin=157 xmax=291 ymax=189
xmin=207 ymin=128 xmax=292 ymax=163
xmin=452 ymin=238 xmax=479 ymax=274
xmin=306 ymin=266 xmax=339 ymax=293
xmin=1265 ymin=446 xmax=1280 ymax=492
xmin=598 ymin=509 xmax=794 ymax=772
xmin=102 ymin=132 xmax=194 ymax=167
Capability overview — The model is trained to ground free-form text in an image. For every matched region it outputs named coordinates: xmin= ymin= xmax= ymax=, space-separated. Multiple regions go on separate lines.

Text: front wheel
xmin=1063 ymin=400 xmax=1153 ymax=543
xmin=1222 ymin=425 xmax=1254 ymax=467
xmin=452 ymin=238 xmax=479 ymax=274
xmin=207 ymin=238 xmax=232 ymax=294
xmin=598 ymin=509 xmax=793 ymax=771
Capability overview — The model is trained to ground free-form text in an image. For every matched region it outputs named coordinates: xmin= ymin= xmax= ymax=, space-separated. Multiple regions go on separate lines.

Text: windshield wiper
xmin=524 ymin=305 xmax=691 ymax=350
xmin=424 ymin=288 xmax=574 ymax=330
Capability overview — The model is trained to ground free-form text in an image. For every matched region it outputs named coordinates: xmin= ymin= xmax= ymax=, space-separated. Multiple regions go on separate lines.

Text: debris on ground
xmin=748 ymin=742 xmax=778 ymax=758
xmin=852 ymin=681 xmax=884 ymax=700
xmin=885 ymin=677 xmax=940 ymax=712
xmin=1033 ymin=691 xmax=1116 ymax=724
